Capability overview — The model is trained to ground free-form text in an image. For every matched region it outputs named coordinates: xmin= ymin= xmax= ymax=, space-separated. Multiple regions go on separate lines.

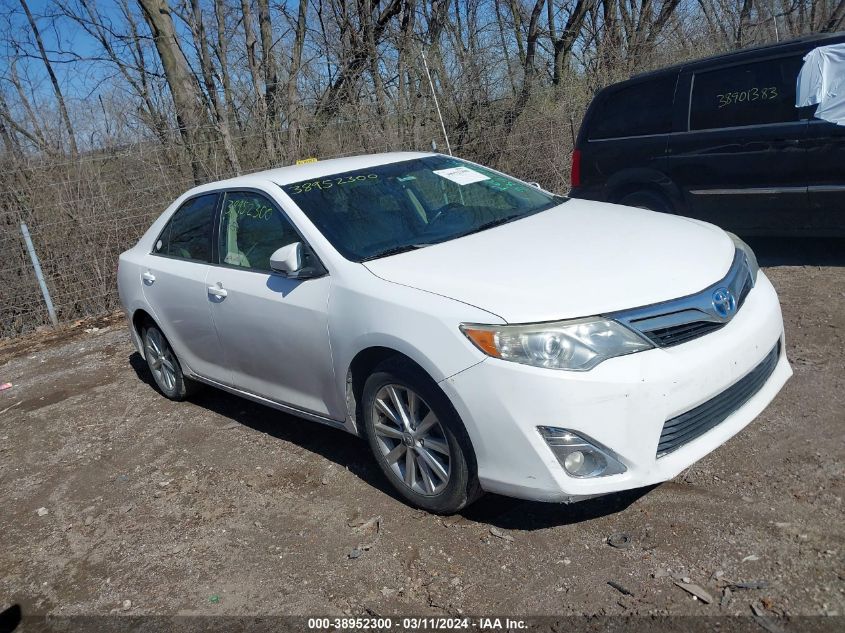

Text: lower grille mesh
xmin=657 ymin=342 xmax=780 ymax=457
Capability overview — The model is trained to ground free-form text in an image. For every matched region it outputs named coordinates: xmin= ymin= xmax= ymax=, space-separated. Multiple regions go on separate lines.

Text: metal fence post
xmin=20 ymin=222 xmax=58 ymax=328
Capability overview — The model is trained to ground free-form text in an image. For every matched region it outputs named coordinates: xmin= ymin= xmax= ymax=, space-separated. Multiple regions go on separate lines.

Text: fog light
xmin=563 ymin=451 xmax=584 ymax=473
xmin=538 ymin=427 xmax=627 ymax=478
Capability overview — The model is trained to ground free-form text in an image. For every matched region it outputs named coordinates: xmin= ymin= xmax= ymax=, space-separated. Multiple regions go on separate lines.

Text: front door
xmin=667 ymin=55 xmax=809 ymax=234
xmin=207 ymin=190 xmax=338 ymax=417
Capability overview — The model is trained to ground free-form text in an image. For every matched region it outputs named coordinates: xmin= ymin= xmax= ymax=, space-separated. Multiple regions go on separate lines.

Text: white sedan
xmin=118 ymin=152 xmax=792 ymax=513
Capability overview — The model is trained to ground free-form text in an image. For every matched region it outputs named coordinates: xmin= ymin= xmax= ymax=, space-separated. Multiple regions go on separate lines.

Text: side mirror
xmin=528 ymin=182 xmax=542 ymax=189
xmin=270 ymin=242 xmax=302 ymax=276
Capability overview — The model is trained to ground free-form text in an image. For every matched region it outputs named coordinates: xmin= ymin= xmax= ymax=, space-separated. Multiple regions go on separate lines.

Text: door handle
xmin=207 ymin=284 xmax=228 ymax=298
xmin=142 ymin=271 xmax=156 ymax=284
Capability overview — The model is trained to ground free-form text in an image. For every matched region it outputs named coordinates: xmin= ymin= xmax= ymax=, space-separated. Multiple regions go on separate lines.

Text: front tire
xmin=142 ymin=324 xmax=198 ymax=401
xmin=362 ymin=358 xmax=482 ymax=514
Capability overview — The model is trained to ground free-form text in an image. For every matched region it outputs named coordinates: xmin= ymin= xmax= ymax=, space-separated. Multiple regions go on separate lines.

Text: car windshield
xmin=279 ymin=155 xmax=566 ymax=261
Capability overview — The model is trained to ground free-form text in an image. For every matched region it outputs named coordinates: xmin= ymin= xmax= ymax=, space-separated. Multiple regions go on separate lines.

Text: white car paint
xmin=364 ymin=199 xmax=736 ymax=323
xmin=118 ymin=151 xmax=791 ymax=504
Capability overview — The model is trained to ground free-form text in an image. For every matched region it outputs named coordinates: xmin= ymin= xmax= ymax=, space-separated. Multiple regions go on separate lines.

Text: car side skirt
xmin=188 ymin=374 xmax=356 ymax=435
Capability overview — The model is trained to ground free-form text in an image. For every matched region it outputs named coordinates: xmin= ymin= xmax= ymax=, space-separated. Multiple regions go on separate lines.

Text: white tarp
xmin=795 ymin=42 xmax=845 ymax=126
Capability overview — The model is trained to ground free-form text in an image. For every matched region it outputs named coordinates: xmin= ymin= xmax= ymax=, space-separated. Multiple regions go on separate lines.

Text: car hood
xmin=363 ymin=199 xmax=736 ymax=323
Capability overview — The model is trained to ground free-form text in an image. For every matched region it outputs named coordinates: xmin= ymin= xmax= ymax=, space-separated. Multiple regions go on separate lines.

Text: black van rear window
xmin=588 ymin=76 xmax=676 ymax=140
xmin=689 ymin=56 xmax=803 ymax=130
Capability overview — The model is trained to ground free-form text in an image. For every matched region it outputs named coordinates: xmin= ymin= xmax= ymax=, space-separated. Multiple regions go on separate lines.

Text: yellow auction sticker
xmin=296 ymin=157 xmax=318 ymax=165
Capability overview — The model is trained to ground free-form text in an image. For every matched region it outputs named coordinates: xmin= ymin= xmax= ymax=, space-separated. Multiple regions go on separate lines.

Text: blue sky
xmin=3 ymin=0 xmax=134 ymax=102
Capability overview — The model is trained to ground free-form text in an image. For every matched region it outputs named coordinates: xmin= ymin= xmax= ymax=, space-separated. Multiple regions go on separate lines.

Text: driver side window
xmin=218 ymin=191 xmax=300 ymax=272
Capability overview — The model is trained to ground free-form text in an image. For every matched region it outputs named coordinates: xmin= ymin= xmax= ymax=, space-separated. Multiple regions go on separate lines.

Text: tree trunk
xmin=315 ymin=0 xmax=402 ymax=120
xmin=550 ymin=0 xmax=592 ymax=86
xmin=737 ymin=0 xmax=755 ymax=47
xmin=501 ymin=0 xmax=545 ymax=143
xmin=823 ymin=0 xmax=845 ymax=31
xmin=240 ymin=0 xmax=274 ymax=160
xmin=287 ymin=0 xmax=308 ymax=157
xmin=137 ymin=0 xmax=209 ymax=183
xmin=257 ymin=0 xmax=280 ymax=137
xmin=363 ymin=0 xmax=388 ymax=128
xmin=188 ymin=0 xmax=241 ymax=175
xmin=214 ymin=0 xmax=242 ymax=132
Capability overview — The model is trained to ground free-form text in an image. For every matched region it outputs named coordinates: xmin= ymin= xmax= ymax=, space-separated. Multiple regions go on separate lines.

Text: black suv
xmin=569 ymin=33 xmax=845 ymax=236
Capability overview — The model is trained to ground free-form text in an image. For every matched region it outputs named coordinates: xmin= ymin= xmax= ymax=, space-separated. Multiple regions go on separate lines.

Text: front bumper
xmin=438 ymin=271 xmax=792 ymax=502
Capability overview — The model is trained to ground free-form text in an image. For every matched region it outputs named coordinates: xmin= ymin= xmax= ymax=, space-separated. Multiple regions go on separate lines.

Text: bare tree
xmin=186 ymin=0 xmax=241 ymax=174
xmin=287 ymin=0 xmax=308 ymax=156
xmin=549 ymin=0 xmax=593 ymax=85
xmin=824 ymin=0 xmax=845 ymax=30
xmin=18 ymin=0 xmax=78 ymax=155
xmin=137 ymin=0 xmax=210 ymax=182
xmin=257 ymin=0 xmax=280 ymax=137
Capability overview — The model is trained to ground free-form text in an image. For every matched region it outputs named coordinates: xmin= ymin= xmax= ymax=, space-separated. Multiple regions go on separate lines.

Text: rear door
xmin=667 ymin=54 xmax=808 ymax=234
xmin=800 ymin=37 xmax=845 ymax=234
xmin=805 ymin=117 xmax=845 ymax=234
xmin=142 ymin=192 xmax=230 ymax=383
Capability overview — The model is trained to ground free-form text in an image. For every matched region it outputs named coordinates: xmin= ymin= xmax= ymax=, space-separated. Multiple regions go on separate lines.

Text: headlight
xmin=460 ymin=317 xmax=653 ymax=371
xmin=726 ymin=232 xmax=759 ymax=285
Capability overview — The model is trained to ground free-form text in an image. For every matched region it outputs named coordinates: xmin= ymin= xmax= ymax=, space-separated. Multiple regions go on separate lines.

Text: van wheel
xmin=618 ymin=190 xmax=672 ymax=213
xmin=142 ymin=324 xmax=199 ymax=401
xmin=362 ymin=358 xmax=482 ymax=514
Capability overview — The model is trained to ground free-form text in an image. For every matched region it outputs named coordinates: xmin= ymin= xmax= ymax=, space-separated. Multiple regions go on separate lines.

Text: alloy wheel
xmin=372 ymin=384 xmax=451 ymax=496
xmin=145 ymin=328 xmax=177 ymax=393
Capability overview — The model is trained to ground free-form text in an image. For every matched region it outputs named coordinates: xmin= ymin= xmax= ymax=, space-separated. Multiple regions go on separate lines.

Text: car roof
xmin=184 ymin=151 xmax=437 ymax=196
xmin=630 ymin=32 xmax=845 ymax=82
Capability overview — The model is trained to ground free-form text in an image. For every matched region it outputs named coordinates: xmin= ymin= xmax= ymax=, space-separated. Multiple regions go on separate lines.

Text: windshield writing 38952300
xmin=286 ymin=174 xmax=378 ymax=194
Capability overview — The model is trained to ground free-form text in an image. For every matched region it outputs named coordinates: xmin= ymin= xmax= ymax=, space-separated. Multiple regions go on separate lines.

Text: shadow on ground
xmin=744 ymin=237 xmax=845 ymax=267
xmin=129 ymin=352 xmax=651 ymax=530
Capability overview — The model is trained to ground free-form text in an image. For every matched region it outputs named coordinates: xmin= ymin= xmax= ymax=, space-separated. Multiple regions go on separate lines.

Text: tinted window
xmin=280 ymin=156 xmax=565 ymax=262
xmin=218 ymin=191 xmax=300 ymax=271
xmin=690 ymin=56 xmax=803 ymax=130
xmin=588 ymin=76 xmax=676 ymax=139
xmin=155 ymin=193 xmax=217 ymax=261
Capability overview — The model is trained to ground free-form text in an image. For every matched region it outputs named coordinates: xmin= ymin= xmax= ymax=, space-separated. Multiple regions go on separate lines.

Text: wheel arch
xmin=605 ymin=167 xmax=684 ymax=211
xmin=126 ymin=307 xmax=159 ymax=361
xmin=344 ymin=345 xmax=436 ymax=436
xmin=131 ymin=308 xmax=156 ymax=339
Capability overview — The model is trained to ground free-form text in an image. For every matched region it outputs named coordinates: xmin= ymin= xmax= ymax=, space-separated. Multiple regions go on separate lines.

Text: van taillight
xmin=570 ymin=149 xmax=582 ymax=189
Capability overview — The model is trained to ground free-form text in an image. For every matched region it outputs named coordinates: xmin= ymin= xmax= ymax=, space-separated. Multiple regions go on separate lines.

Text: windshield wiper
xmin=458 ymin=215 xmax=521 ymax=239
xmin=363 ymin=243 xmax=429 ymax=261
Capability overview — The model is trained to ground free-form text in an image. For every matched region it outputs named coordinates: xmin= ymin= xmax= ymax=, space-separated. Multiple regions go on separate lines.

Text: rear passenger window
xmin=690 ymin=56 xmax=803 ymax=130
xmin=588 ymin=76 xmax=676 ymax=139
xmin=155 ymin=193 xmax=217 ymax=262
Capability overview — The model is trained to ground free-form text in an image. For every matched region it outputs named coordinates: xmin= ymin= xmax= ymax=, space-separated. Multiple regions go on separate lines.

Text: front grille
xmin=657 ymin=342 xmax=780 ymax=457
xmin=609 ymin=250 xmax=756 ymax=349
xmin=643 ymin=320 xmax=725 ymax=347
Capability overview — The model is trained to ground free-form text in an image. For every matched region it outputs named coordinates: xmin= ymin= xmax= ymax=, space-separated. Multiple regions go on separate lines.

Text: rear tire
xmin=141 ymin=324 xmax=199 ymax=401
xmin=617 ymin=190 xmax=672 ymax=213
xmin=362 ymin=358 xmax=482 ymax=514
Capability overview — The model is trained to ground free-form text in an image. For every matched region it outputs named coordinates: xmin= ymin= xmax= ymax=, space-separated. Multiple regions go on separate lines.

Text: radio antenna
xmin=421 ymin=51 xmax=452 ymax=156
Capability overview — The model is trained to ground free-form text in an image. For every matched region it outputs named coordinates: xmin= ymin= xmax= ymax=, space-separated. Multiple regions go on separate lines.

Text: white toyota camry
xmin=118 ymin=152 xmax=792 ymax=513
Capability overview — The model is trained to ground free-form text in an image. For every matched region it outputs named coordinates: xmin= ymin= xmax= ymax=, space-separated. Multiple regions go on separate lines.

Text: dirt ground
xmin=1 ymin=239 xmax=843 ymax=619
